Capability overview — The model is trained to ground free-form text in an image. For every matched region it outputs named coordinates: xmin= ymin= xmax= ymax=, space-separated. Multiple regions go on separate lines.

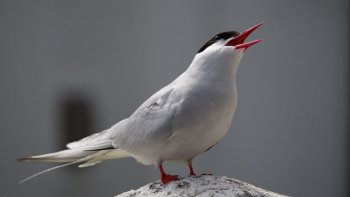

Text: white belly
xmin=127 ymin=79 xmax=238 ymax=165
xmin=154 ymin=85 xmax=237 ymax=163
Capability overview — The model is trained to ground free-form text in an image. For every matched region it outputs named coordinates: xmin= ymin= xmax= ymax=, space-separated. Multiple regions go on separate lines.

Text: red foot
xmin=188 ymin=160 xmax=196 ymax=176
xmin=158 ymin=164 xmax=179 ymax=184
xmin=161 ymin=174 xmax=179 ymax=184
xmin=187 ymin=160 xmax=212 ymax=176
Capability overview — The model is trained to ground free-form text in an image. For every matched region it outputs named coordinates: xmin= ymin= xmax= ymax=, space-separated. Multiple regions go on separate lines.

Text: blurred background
xmin=0 ymin=1 xmax=348 ymax=196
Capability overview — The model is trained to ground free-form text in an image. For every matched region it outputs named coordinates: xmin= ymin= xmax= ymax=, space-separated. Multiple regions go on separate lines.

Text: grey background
xmin=0 ymin=1 xmax=348 ymax=197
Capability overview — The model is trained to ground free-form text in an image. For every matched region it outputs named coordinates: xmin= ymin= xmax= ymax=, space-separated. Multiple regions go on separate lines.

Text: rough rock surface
xmin=116 ymin=175 xmax=290 ymax=197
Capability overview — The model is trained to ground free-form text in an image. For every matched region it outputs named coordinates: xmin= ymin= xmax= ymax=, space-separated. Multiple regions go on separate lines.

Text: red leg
xmin=187 ymin=160 xmax=196 ymax=176
xmin=158 ymin=164 xmax=178 ymax=184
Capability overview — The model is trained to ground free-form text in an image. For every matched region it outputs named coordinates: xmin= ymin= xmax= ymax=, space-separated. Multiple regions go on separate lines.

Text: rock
xmin=116 ymin=175 xmax=290 ymax=197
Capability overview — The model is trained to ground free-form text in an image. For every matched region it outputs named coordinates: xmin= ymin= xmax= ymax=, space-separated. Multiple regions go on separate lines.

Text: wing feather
xmin=112 ymin=86 xmax=180 ymax=154
xmin=66 ymin=119 xmax=128 ymax=150
xmin=67 ymin=84 xmax=180 ymax=154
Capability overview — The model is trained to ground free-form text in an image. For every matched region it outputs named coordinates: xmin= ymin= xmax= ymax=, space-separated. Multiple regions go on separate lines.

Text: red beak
xmin=225 ymin=23 xmax=263 ymax=50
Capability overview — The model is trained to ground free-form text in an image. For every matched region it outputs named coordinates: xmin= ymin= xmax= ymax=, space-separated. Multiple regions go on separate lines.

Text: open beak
xmin=225 ymin=22 xmax=263 ymax=51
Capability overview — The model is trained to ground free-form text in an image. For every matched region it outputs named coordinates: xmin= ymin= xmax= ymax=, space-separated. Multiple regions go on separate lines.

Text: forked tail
xmin=18 ymin=149 xmax=130 ymax=183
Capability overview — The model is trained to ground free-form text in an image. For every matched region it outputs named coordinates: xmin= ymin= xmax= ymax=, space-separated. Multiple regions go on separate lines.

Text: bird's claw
xmin=201 ymin=173 xmax=213 ymax=176
xmin=161 ymin=174 xmax=179 ymax=184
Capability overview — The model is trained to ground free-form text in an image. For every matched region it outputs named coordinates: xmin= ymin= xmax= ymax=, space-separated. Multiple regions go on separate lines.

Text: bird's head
xmin=192 ymin=23 xmax=263 ymax=74
xmin=198 ymin=23 xmax=263 ymax=54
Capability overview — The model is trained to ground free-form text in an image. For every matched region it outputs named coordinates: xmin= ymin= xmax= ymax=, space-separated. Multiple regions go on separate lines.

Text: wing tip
xmin=17 ymin=157 xmax=34 ymax=162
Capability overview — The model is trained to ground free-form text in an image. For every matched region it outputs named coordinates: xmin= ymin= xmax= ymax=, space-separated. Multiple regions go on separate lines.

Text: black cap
xmin=197 ymin=31 xmax=240 ymax=53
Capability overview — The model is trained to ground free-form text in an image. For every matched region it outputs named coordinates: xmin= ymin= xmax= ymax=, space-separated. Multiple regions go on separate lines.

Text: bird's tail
xmin=17 ymin=149 xmax=130 ymax=183
xmin=17 ymin=149 xmax=96 ymax=163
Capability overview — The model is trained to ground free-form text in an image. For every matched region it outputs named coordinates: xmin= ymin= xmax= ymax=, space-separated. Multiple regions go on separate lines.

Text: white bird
xmin=18 ymin=23 xmax=263 ymax=184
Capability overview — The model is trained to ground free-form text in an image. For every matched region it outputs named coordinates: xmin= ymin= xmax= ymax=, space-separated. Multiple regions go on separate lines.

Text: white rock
xmin=116 ymin=175 xmax=290 ymax=197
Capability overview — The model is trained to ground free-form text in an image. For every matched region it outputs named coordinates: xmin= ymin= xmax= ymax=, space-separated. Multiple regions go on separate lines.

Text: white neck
xmin=185 ymin=47 xmax=244 ymax=81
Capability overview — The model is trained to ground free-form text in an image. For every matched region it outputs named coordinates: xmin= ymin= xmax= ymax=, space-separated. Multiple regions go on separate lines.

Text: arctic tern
xmin=18 ymin=23 xmax=263 ymax=184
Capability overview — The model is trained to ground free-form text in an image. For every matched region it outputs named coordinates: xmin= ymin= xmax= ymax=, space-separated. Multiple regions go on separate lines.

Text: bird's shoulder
xmin=132 ymin=84 xmax=180 ymax=116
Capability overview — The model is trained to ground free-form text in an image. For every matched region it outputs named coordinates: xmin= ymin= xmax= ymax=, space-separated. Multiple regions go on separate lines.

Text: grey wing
xmin=66 ymin=119 xmax=128 ymax=151
xmin=112 ymin=86 xmax=179 ymax=154
xmin=67 ymin=85 xmax=179 ymax=152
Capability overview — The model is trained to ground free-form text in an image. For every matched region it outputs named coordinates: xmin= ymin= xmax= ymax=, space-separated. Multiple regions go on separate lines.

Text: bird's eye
xmin=214 ymin=36 xmax=221 ymax=41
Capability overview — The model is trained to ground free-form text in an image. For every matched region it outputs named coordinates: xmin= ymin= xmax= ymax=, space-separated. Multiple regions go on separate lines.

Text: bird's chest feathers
xmin=173 ymin=76 xmax=237 ymax=136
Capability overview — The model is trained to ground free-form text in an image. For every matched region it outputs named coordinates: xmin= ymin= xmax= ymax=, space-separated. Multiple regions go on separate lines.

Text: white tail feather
xmin=18 ymin=149 xmax=131 ymax=183
xmin=19 ymin=160 xmax=81 ymax=184
xmin=78 ymin=149 xmax=130 ymax=167
xmin=17 ymin=149 xmax=95 ymax=163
